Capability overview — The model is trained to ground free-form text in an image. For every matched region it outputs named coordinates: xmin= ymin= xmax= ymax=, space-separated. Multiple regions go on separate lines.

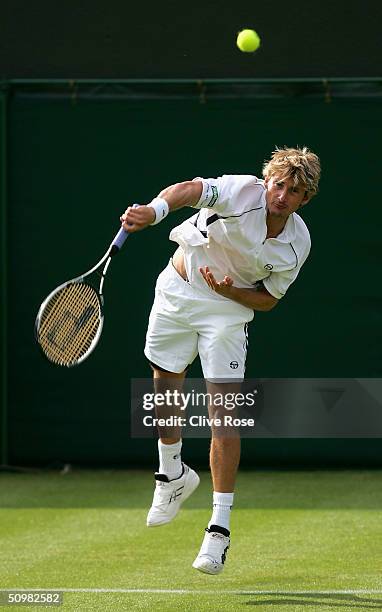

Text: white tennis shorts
xmin=144 ymin=260 xmax=254 ymax=380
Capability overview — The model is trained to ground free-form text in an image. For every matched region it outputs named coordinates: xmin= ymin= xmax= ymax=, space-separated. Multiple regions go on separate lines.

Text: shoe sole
xmin=147 ymin=470 xmax=200 ymax=527
xmin=192 ymin=559 xmax=223 ymax=575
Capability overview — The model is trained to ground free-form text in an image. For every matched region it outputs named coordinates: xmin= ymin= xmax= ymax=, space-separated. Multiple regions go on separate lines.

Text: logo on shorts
xmin=264 ymin=263 xmax=273 ymax=270
xmin=230 ymin=361 xmax=239 ymax=369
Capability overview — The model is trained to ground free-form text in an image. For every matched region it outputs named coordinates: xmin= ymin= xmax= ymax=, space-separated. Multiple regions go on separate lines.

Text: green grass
xmin=0 ymin=470 xmax=381 ymax=611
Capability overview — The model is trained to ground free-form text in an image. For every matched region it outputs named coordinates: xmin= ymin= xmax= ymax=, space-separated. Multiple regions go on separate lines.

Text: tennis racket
xmin=35 ymin=205 xmax=139 ymax=367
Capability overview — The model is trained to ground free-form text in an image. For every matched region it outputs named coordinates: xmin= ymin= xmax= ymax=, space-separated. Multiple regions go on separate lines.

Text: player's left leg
xmin=192 ymin=381 xmax=240 ymax=574
xmin=193 ymin=315 xmax=251 ymax=574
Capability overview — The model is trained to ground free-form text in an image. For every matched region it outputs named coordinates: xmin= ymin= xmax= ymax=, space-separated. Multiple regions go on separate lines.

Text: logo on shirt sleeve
xmin=264 ymin=263 xmax=273 ymax=270
xmin=207 ymin=185 xmax=218 ymax=207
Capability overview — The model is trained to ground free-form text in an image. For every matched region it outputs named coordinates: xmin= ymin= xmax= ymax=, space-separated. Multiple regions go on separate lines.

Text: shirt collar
xmin=275 ymin=213 xmax=297 ymax=242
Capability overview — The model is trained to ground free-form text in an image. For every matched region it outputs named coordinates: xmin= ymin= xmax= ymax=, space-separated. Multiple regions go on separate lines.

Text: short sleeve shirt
xmin=169 ymin=174 xmax=311 ymax=300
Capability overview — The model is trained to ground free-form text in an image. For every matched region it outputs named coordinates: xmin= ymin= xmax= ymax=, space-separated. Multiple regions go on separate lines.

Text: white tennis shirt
xmin=169 ymin=174 xmax=311 ymax=300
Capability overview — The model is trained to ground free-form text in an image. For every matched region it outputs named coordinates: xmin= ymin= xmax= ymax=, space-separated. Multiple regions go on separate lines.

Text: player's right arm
xmin=159 ymin=180 xmax=203 ymax=209
xmin=120 ymin=181 xmax=203 ymax=232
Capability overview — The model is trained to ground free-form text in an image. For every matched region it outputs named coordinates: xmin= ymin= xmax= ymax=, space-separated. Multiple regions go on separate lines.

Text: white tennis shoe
xmin=146 ymin=463 xmax=200 ymax=527
xmin=192 ymin=525 xmax=231 ymax=575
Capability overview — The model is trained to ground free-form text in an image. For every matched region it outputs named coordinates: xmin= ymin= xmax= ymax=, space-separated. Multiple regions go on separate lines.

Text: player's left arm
xmin=199 ymin=267 xmax=278 ymax=312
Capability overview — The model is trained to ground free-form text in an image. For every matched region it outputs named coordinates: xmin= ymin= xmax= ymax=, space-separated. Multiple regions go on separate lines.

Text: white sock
xmin=208 ymin=491 xmax=234 ymax=532
xmin=158 ymin=439 xmax=182 ymax=480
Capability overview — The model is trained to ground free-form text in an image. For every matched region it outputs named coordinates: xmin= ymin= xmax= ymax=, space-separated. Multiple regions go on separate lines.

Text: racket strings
xmin=37 ymin=283 xmax=101 ymax=366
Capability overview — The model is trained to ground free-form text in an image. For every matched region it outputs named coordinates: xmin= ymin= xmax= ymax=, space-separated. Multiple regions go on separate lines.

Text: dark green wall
xmin=1 ymin=0 xmax=381 ymax=78
xmin=3 ymin=87 xmax=382 ymax=466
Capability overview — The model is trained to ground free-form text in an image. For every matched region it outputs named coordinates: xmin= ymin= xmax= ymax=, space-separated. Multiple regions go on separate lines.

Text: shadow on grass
xmin=244 ymin=592 xmax=382 ymax=609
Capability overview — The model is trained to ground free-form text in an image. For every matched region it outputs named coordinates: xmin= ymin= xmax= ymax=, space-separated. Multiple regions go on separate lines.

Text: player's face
xmin=265 ymin=176 xmax=311 ymax=218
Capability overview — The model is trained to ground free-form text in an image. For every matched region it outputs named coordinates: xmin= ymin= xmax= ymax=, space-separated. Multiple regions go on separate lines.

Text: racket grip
xmin=110 ymin=203 xmax=139 ymax=255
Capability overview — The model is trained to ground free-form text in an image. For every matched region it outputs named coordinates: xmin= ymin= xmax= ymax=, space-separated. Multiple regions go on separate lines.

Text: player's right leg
xmin=144 ymin=260 xmax=200 ymax=527
xmin=146 ymin=364 xmax=200 ymax=527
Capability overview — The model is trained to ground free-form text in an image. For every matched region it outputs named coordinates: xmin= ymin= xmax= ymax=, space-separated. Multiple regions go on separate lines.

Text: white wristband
xmin=147 ymin=197 xmax=169 ymax=225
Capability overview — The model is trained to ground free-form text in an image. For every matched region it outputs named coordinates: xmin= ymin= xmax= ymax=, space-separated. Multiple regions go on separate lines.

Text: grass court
xmin=0 ymin=469 xmax=381 ymax=611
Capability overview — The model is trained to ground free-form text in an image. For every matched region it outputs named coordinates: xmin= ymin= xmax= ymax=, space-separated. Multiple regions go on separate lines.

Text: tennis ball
xmin=236 ymin=29 xmax=261 ymax=53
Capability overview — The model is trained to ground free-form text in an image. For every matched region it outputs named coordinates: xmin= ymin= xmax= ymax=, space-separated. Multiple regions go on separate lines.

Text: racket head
xmin=35 ymin=280 xmax=104 ymax=367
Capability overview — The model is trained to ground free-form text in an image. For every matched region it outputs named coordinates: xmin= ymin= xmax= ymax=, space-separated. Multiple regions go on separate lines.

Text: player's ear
xmin=300 ymin=193 xmax=312 ymax=207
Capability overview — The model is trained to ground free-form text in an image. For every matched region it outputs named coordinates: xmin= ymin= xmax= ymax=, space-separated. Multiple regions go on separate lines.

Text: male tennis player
xmin=121 ymin=146 xmax=321 ymax=574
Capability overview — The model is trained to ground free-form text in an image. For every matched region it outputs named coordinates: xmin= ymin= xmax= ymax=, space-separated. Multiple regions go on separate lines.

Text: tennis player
xmin=121 ymin=146 xmax=321 ymax=574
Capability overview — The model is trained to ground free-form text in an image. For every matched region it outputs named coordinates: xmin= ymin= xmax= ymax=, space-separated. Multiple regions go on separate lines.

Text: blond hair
xmin=262 ymin=146 xmax=321 ymax=196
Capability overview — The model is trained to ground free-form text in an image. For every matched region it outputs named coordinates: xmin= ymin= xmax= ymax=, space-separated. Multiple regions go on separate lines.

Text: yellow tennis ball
xmin=236 ymin=29 xmax=261 ymax=53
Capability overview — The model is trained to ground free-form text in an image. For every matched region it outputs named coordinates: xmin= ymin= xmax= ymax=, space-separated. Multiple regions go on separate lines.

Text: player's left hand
xmin=199 ymin=266 xmax=234 ymax=296
xmin=120 ymin=205 xmax=156 ymax=232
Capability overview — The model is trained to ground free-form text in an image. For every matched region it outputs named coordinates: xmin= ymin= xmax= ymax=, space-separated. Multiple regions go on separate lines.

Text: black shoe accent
xmin=206 ymin=524 xmax=230 ymax=537
xmin=221 ymin=544 xmax=229 ymax=564
xmin=154 ymin=473 xmax=170 ymax=483
xmin=154 ymin=464 xmax=185 ymax=483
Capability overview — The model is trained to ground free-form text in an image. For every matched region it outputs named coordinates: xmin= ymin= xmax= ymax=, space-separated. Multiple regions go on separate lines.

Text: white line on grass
xmin=1 ymin=589 xmax=382 ymax=595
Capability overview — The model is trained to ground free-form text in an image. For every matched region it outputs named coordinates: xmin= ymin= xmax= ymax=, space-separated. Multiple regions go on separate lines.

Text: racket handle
xmin=110 ymin=203 xmax=139 ymax=256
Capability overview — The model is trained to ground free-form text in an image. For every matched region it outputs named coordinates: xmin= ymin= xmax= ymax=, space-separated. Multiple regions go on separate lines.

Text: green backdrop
xmin=1 ymin=83 xmax=381 ymax=467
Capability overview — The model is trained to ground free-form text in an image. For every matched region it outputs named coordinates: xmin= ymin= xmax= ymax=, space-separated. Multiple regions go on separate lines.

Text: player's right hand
xmin=120 ymin=205 xmax=156 ymax=232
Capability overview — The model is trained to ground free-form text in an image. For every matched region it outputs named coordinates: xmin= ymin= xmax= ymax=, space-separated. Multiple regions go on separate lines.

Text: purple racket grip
xmin=112 ymin=226 xmax=130 ymax=250
xmin=110 ymin=203 xmax=139 ymax=255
